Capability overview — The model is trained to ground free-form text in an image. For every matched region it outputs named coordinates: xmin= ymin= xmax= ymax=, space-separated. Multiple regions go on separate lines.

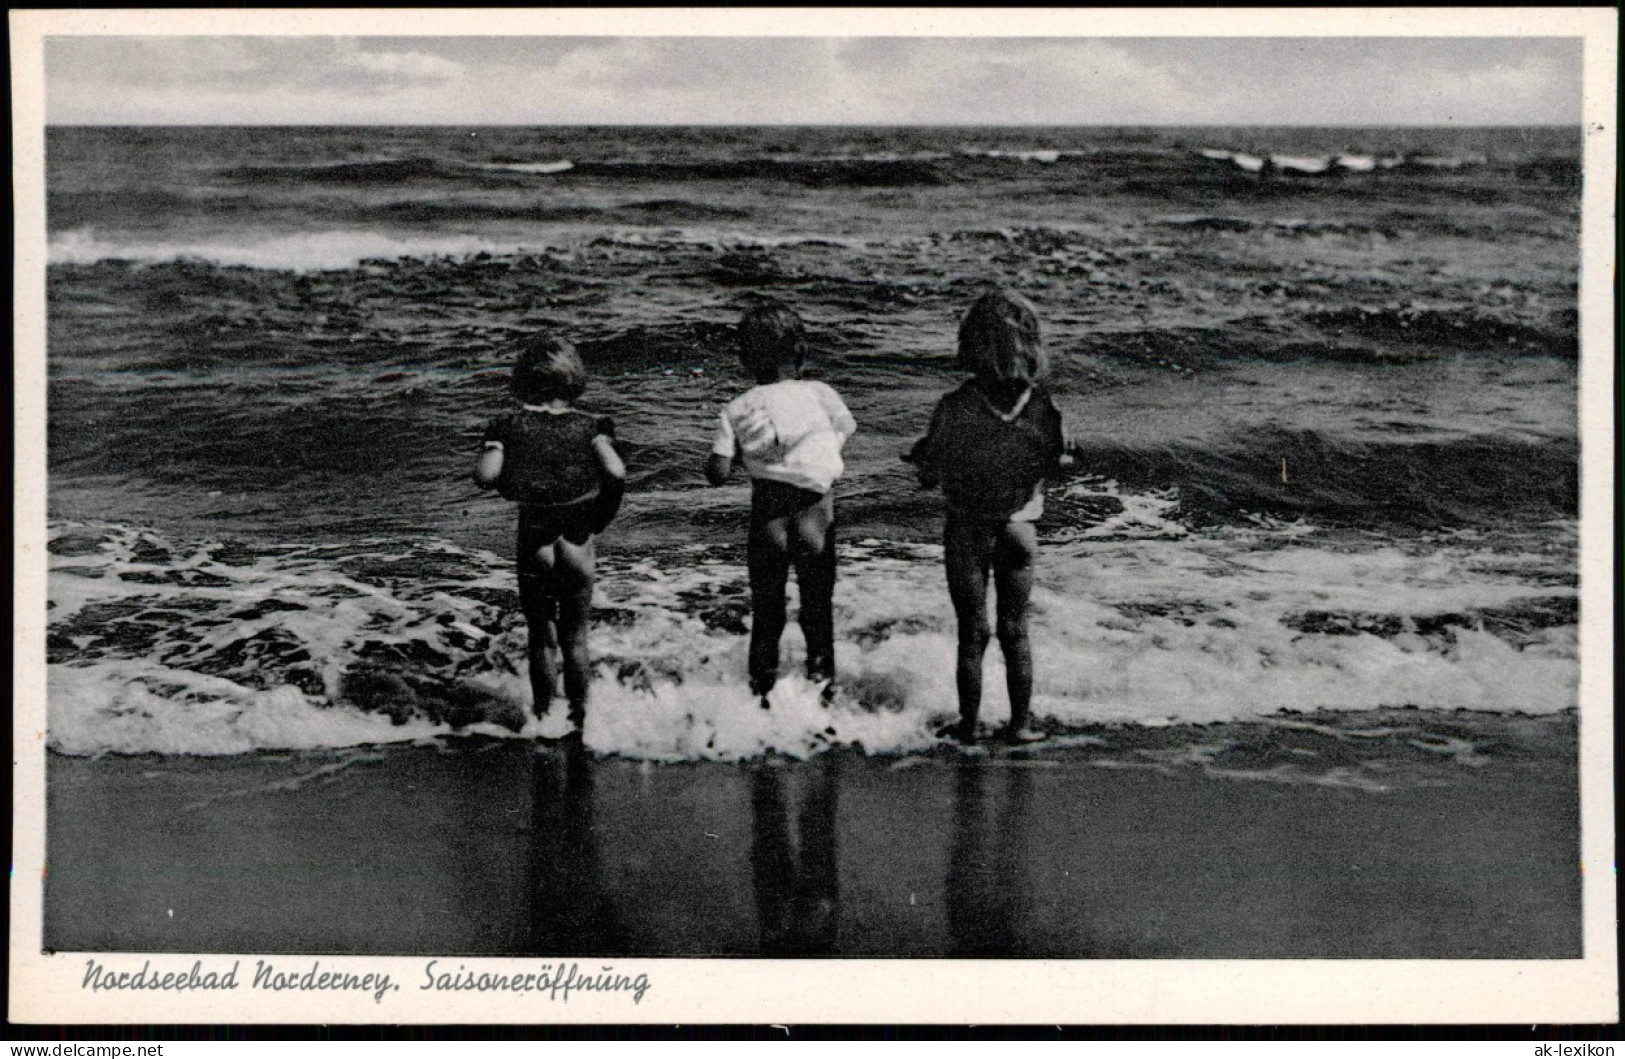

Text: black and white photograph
xmin=10 ymin=8 xmax=1617 ymax=1025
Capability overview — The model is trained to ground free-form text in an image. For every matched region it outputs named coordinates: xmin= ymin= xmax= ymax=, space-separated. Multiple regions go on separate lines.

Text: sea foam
xmin=43 ymin=517 xmax=1578 ymax=760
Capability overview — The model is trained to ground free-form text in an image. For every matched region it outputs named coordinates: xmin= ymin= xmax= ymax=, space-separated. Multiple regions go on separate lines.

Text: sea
xmin=42 ymin=125 xmax=1583 ymax=763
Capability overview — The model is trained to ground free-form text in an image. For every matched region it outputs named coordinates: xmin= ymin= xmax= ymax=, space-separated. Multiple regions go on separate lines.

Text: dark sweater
xmin=482 ymin=408 xmax=615 ymax=507
xmin=908 ymin=381 xmax=1065 ymax=521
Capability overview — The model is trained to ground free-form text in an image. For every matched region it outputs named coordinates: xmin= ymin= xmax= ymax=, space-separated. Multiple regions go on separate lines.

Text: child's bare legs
xmin=520 ymin=532 xmax=596 ymax=728
xmin=944 ymin=517 xmax=1038 ymax=739
xmin=992 ymin=522 xmax=1037 ymax=733
xmin=792 ymin=507 xmax=837 ymax=690
xmin=747 ymin=521 xmax=791 ymax=699
xmin=748 ymin=483 xmax=836 ymax=701
xmin=522 ymin=600 xmax=561 ymax=722
xmin=555 ymin=577 xmax=594 ymax=730
xmin=944 ymin=517 xmax=993 ymax=735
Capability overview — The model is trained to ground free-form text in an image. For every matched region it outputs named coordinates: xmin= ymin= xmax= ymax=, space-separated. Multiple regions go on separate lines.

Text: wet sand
xmin=44 ymin=711 xmax=1580 ymax=958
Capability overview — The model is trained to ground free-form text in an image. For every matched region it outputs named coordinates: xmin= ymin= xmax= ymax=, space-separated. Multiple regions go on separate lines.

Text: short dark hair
xmin=957 ymin=289 xmax=1047 ymax=384
xmin=737 ymin=299 xmax=807 ymax=379
xmin=511 ymin=334 xmax=587 ymax=403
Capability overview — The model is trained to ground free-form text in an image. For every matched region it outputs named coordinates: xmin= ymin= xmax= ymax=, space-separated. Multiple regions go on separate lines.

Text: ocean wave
xmin=47 ymin=215 xmax=852 ymax=269
xmin=583 ymin=229 xmax=870 ymax=253
xmin=1305 ymin=304 xmax=1577 ymax=356
xmin=217 ymin=152 xmax=953 ymax=188
xmin=1197 ymin=148 xmax=1480 ymax=177
xmin=353 ymin=198 xmax=753 ymax=226
xmin=960 ymin=148 xmax=1089 ymax=164
xmin=1155 ymin=211 xmax=1571 ymax=244
xmin=1406 ymin=153 xmax=1489 ymax=170
xmin=1072 ymin=307 xmax=1577 ymax=366
xmin=575 ymin=321 xmax=739 ymax=370
xmin=765 ymin=151 xmax=956 ymax=164
xmin=616 ymin=199 xmax=755 ymax=222
xmin=46 ymin=189 xmax=267 ymax=232
xmin=469 ymin=159 xmax=575 ymax=175
xmin=570 ymin=157 xmax=950 ymax=188
xmin=220 ymin=157 xmax=458 ymax=185
xmin=1070 ymin=428 xmax=1578 ymax=529
xmin=44 ymin=520 xmax=1576 ymax=758
xmin=1513 ymin=157 xmax=1582 ymax=186
xmin=354 ymin=200 xmax=603 ymax=225
xmin=220 ymin=156 xmax=591 ymax=189
xmin=208 ymin=145 xmax=1552 ymax=192
xmin=47 ymin=229 xmax=538 ymax=271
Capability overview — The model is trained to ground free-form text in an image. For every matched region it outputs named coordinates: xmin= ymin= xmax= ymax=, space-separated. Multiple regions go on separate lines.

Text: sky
xmin=44 ymin=36 xmax=1584 ymax=126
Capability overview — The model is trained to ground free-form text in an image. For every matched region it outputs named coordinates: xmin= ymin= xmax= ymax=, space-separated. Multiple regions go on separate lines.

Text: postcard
xmin=10 ymin=7 xmax=1617 ymax=1026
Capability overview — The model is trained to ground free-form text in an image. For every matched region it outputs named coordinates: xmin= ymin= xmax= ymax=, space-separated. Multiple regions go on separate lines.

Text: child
xmin=906 ymin=290 xmax=1066 ymax=744
xmin=706 ymin=300 xmax=856 ymax=707
xmin=475 ymin=335 xmax=625 ymax=733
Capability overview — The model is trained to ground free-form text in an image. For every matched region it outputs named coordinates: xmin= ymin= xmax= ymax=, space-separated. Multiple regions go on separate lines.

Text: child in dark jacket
xmin=475 ymin=335 xmax=625 ymax=733
xmin=907 ymin=290 xmax=1066 ymax=744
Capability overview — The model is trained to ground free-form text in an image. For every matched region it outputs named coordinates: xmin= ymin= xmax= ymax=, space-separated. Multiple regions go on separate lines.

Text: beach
xmin=47 ymin=709 xmax=1578 ymax=959
xmin=42 ymin=124 xmax=1584 ymax=960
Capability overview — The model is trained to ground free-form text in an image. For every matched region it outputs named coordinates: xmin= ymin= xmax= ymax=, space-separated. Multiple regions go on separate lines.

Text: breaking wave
xmin=46 ymin=520 xmax=1577 ymax=759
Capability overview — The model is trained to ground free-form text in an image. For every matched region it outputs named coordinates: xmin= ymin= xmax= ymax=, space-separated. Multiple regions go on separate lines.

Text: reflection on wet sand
xmin=527 ymin=739 xmax=626 ymax=955
xmin=40 ymin=735 xmax=1577 ymax=958
xmin=750 ymin=755 xmax=840 ymax=955
xmin=946 ymin=760 xmax=1040 ymax=957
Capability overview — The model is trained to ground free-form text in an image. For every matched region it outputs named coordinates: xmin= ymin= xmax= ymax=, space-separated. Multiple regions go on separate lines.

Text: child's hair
xmin=512 ymin=334 xmax=587 ymax=403
xmin=737 ymin=299 xmax=807 ymax=379
xmin=957 ymin=289 xmax=1047 ymax=384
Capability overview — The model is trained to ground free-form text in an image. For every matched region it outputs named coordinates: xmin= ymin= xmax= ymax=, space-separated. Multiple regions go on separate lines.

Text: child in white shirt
xmin=706 ymin=300 xmax=857 ymax=706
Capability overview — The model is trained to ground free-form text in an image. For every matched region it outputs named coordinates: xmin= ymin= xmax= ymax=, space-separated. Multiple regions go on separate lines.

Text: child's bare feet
xmin=936 ymin=721 xmax=977 ymax=744
xmin=997 ymin=725 xmax=1046 ymax=745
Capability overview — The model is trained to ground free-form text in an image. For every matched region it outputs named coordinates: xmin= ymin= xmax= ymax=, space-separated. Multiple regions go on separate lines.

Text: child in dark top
xmin=906 ymin=290 xmax=1066 ymax=745
xmin=475 ymin=335 xmax=625 ymax=733
xmin=705 ymin=300 xmax=857 ymax=707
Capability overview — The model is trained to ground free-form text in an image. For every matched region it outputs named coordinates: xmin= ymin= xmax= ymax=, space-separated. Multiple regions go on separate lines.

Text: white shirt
xmin=711 ymin=380 xmax=856 ymax=494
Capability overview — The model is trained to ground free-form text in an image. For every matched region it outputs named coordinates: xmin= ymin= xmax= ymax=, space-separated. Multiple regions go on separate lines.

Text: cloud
xmin=1115 ymin=37 xmax=1583 ymax=125
xmin=1422 ymin=54 xmax=1579 ymax=123
xmin=856 ymin=39 xmax=1204 ymax=124
xmin=47 ymin=37 xmax=464 ymax=112
xmin=44 ymin=35 xmax=1583 ymax=125
xmin=334 ymin=39 xmax=463 ymax=86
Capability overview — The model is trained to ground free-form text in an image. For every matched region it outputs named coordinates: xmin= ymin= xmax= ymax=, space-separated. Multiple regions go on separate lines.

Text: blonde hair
xmin=956 ymin=289 xmax=1047 ymax=384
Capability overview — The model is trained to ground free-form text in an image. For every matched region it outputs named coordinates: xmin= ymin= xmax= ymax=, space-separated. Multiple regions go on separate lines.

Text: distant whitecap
xmin=472 ymin=160 xmax=575 ymax=175
xmin=1271 ymin=155 xmax=1333 ymax=175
